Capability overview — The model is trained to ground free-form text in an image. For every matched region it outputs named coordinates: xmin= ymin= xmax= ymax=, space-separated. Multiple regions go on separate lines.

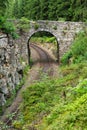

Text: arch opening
xmin=27 ymin=31 xmax=59 ymax=66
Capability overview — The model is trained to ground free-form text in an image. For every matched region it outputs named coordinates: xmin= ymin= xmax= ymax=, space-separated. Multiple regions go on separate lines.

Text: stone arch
xmin=27 ymin=29 xmax=60 ymax=65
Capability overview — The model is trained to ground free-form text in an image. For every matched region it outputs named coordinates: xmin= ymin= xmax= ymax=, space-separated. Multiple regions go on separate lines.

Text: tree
xmin=12 ymin=0 xmax=87 ymax=21
xmin=71 ymin=0 xmax=87 ymax=21
xmin=19 ymin=0 xmax=28 ymax=18
xmin=13 ymin=0 xmax=22 ymax=18
xmin=48 ymin=0 xmax=58 ymax=20
xmin=0 ymin=0 xmax=9 ymax=16
xmin=5 ymin=0 xmax=15 ymax=18
xmin=39 ymin=0 xmax=49 ymax=20
xmin=28 ymin=0 xmax=41 ymax=20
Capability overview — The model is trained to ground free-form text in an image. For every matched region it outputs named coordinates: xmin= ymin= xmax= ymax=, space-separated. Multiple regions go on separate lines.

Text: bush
xmin=0 ymin=16 xmax=19 ymax=39
xmin=73 ymin=79 xmax=87 ymax=96
xmin=61 ymin=32 xmax=87 ymax=65
xmin=71 ymin=32 xmax=87 ymax=57
xmin=3 ymin=21 xmax=19 ymax=39
xmin=34 ymin=23 xmax=39 ymax=30
xmin=61 ymin=51 xmax=72 ymax=65
xmin=17 ymin=17 xmax=30 ymax=32
xmin=58 ymin=17 xmax=66 ymax=21
xmin=0 ymin=16 xmax=6 ymax=29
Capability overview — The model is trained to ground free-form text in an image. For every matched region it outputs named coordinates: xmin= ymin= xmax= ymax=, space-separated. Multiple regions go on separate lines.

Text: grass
xmin=12 ymin=61 xmax=87 ymax=130
xmin=61 ymin=32 xmax=87 ymax=65
xmin=30 ymin=36 xmax=57 ymax=45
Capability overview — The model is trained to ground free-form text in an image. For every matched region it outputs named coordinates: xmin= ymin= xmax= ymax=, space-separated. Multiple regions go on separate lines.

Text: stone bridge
xmin=26 ymin=20 xmax=85 ymax=63
xmin=0 ymin=20 xmax=86 ymax=106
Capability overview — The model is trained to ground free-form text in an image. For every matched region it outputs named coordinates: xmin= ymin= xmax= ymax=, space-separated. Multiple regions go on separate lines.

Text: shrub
xmin=0 ymin=16 xmax=6 ymax=29
xmin=17 ymin=17 xmax=30 ymax=32
xmin=0 ymin=16 xmax=19 ymax=39
xmin=58 ymin=17 xmax=66 ymax=21
xmin=34 ymin=23 xmax=39 ymax=30
xmin=61 ymin=32 xmax=87 ymax=65
xmin=61 ymin=51 xmax=72 ymax=65
xmin=3 ymin=21 xmax=19 ymax=39
xmin=73 ymin=79 xmax=87 ymax=96
xmin=71 ymin=32 xmax=87 ymax=57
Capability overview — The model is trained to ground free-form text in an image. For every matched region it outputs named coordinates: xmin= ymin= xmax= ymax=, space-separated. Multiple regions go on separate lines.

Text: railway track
xmin=30 ymin=43 xmax=56 ymax=76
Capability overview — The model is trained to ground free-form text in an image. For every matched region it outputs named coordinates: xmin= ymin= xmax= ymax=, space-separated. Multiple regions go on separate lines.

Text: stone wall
xmin=12 ymin=20 xmax=86 ymax=61
xmin=28 ymin=21 xmax=85 ymax=59
xmin=0 ymin=33 xmax=28 ymax=106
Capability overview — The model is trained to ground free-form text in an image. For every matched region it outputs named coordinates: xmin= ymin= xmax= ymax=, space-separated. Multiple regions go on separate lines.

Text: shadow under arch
xmin=27 ymin=30 xmax=59 ymax=65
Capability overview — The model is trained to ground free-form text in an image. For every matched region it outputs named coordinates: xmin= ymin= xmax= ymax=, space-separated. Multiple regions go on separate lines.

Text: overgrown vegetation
xmin=30 ymin=31 xmax=57 ymax=45
xmin=11 ymin=31 xmax=87 ymax=129
xmin=13 ymin=0 xmax=87 ymax=22
xmin=61 ymin=31 xmax=87 ymax=65
xmin=30 ymin=36 xmax=56 ymax=45
xmin=1 ymin=0 xmax=87 ymax=22
xmin=0 ymin=16 xmax=18 ymax=39
xmin=16 ymin=17 xmax=30 ymax=33
xmin=1 ymin=0 xmax=87 ymax=129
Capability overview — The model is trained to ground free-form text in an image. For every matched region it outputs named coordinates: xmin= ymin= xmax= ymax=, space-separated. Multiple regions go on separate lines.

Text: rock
xmin=0 ymin=34 xmax=24 ymax=106
xmin=0 ymin=93 xmax=6 ymax=106
xmin=0 ymin=78 xmax=9 ymax=95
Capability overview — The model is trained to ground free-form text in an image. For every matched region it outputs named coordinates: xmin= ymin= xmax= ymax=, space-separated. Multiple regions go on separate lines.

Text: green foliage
xmin=72 ymin=79 xmax=87 ymax=97
xmin=58 ymin=17 xmax=66 ymax=21
xmin=0 ymin=16 xmax=6 ymax=29
xmin=17 ymin=17 xmax=30 ymax=32
xmin=13 ymin=0 xmax=21 ymax=18
xmin=13 ymin=120 xmax=23 ymax=129
xmin=5 ymin=0 xmax=15 ymax=18
xmin=12 ymin=59 xmax=87 ymax=129
xmin=12 ymin=0 xmax=87 ymax=21
xmin=0 ymin=121 xmax=10 ymax=130
xmin=34 ymin=23 xmax=39 ymax=30
xmin=61 ymin=32 xmax=87 ymax=65
xmin=61 ymin=51 xmax=72 ymax=65
xmin=23 ymin=65 xmax=30 ymax=75
xmin=46 ymin=93 xmax=87 ymax=130
xmin=71 ymin=32 xmax=87 ymax=62
xmin=3 ymin=21 xmax=19 ymax=39
xmin=0 ymin=16 xmax=19 ymax=39
xmin=30 ymin=36 xmax=56 ymax=45
xmin=1 ymin=0 xmax=87 ymax=22
xmin=71 ymin=0 xmax=87 ymax=21
xmin=0 ymin=0 xmax=9 ymax=16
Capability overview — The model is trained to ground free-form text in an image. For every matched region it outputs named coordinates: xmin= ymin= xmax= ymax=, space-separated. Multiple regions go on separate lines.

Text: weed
xmin=61 ymin=31 xmax=87 ymax=65
xmin=17 ymin=17 xmax=30 ymax=33
xmin=34 ymin=23 xmax=39 ymax=30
